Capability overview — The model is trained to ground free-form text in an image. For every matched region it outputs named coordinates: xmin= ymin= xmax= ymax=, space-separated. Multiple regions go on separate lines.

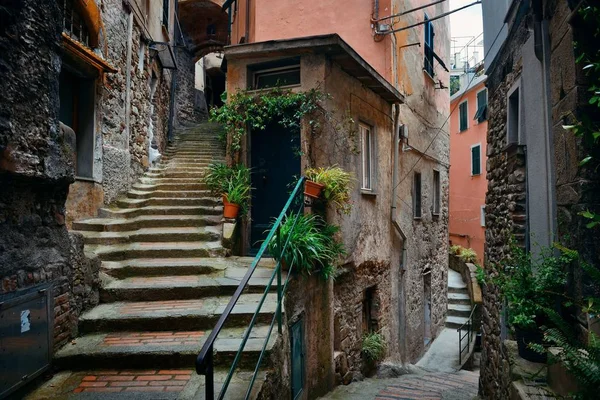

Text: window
xmin=507 ymin=85 xmax=520 ymax=145
xmin=471 ymin=144 xmax=482 ymax=176
xmin=162 ymin=0 xmax=170 ymax=29
xmin=60 ymin=0 xmax=92 ymax=47
xmin=481 ymin=205 xmax=486 ymax=227
xmin=360 ymin=123 xmax=374 ymax=191
xmin=362 ymin=287 xmax=379 ymax=334
xmin=459 ymin=101 xmax=468 ymax=132
xmin=413 ymin=172 xmax=422 ymax=219
xmin=424 ymin=15 xmax=435 ymax=77
xmin=433 ymin=170 xmax=441 ymax=215
xmin=474 ymin=89 xmax=488 ymax=123
xmin=248 ymin=58 xmax=301 ymax=90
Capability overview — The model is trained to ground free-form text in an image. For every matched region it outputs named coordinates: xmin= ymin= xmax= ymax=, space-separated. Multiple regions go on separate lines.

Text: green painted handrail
xmin=196 ymin=176 xmax=306 ymax=400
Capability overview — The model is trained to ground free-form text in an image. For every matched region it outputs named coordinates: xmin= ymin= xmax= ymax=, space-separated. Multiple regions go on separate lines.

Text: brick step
xmin=101 ymin=257 xmax=275 ymax=279
xmin=73 ymin=215 xmax=221 ymax=232
xmin=132 ymin=182 xmax=208 ymax=192
xmin=55 ymin=326 xmax=276 ymax=370
xmin=447 ymin=292 xmax=471 ymax=306
xmin=127 ymin=189 xmax=213 ymax=200
xmin=74 ymin=227 xmax=221 ymax=246
xmin=447 ymin=303 xmax=472 ymax=318
xmin=26 ymin=368 xmax=266 ymax=399
xmin=79 ymin=294 xmax=278 ymax=333
xmin=85 ymin=241 xmax=225 ymax=261
xmin=98 ymin=205 xmax=222 ymax=219
xmin=101 ymin=268 xmax=284 ymax=301
xmin=116 ymin=197 xmax=219 ymax=209
xmin=445 ymin=315 xmax=470 ymax=329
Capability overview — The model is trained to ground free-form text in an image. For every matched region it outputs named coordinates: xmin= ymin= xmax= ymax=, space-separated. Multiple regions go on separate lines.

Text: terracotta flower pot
xmin=304 ymin=180 xmax=324 ymax=199
xmin=222 ymin=195 xmax=240 ymax=219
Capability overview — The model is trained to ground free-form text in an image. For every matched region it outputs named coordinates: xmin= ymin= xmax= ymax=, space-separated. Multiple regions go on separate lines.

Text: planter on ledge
xmin=222 ymin=196 xmax=240 ymax=219
xmin=304 ymin=180 xmax=324 ymax=199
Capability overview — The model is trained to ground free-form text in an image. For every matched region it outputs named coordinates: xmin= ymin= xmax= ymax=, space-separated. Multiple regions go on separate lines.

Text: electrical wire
xmin=392 ymin=17 xmax=508 ymax=195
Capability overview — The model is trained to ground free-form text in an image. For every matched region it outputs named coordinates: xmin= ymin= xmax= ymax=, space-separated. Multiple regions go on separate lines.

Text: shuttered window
xmin=414 ymin=172 xmax=422 ymax=219
xmin=424 ymin=15 xmax=435 ymax=77
xmin=474 ymin=89 xmax=488 ymax=122
xmin=459 ymin=101 xmax=468 ymax=132
xmin=163 ymin=0 xmax=170 ymax=29
xmin=471 ymin=144 xmax=481 ymax=176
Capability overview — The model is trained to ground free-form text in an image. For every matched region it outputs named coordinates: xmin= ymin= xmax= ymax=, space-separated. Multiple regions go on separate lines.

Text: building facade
xmin=449 ymin=75 xmax=488 ymax=263
xmin=480 ymin=0 xmax=600 ymax=397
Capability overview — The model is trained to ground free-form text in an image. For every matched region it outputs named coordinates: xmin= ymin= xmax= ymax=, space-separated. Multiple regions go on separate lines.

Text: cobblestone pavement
xmin=320 ymin=370 xmax=479 ymax=400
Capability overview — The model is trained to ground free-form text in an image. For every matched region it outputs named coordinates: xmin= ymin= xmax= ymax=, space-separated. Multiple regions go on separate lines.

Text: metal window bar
xmin=196 ymin=177 xmax=307 ymax=400
xmin=457 ymin=304 xmax=477 ymax=365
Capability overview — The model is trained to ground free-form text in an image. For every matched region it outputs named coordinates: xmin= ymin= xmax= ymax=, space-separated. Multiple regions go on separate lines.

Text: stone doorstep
xmin=84 ymin=241 xmax=225 ymax=261
xmin=54 ymin=325 xmax=276 ymax=370
xmin=98 ymin=205 xmax=223 ymax=219
xmin=25 ymin=368 xmax=267 ymax=400
xmin=78 ymin=293 xmax=278 ymax=333
xmin=73 ymin=215 xmax=222 ymax=232
xmin=101 ymin=257 xmax=275 ymax=279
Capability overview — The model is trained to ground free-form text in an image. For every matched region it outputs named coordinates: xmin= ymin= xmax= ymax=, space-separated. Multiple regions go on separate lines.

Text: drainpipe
xmin=391 ymin=103 xmax=407 ymax=268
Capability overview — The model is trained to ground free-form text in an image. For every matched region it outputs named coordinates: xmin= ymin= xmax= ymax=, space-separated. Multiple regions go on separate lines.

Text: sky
xmin=449 ymin=0 xmax=484 ymax=65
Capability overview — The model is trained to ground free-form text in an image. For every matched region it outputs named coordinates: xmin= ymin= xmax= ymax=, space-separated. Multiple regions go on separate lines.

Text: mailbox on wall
xmin=0 ymin=284 xmax=53 ymax=398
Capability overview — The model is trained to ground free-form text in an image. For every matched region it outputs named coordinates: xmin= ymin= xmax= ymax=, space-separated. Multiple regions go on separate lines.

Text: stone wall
xmin=174 ymin=47 xmax=208 ymax=126
xmin=0 ymin=0 xmax=101 ymax=351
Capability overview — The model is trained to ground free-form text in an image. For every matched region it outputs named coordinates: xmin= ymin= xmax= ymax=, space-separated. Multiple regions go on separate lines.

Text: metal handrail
xmin=457 ymin=304 xmax=477 ymax=365
xmin=196 ymin=176 xmax=306 ymax=400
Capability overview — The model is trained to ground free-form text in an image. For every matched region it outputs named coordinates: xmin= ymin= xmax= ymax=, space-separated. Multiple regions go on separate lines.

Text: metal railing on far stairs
xmin=196 ymin=176 xmax=306 ymax=400
xmin=458 ymin=304 xmax=477 ymax=365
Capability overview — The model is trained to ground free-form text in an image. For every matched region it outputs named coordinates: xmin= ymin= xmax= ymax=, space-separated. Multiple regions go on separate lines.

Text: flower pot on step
xmin=304 ymin=180 xmax=324 ymax=199
xmin=222 ymin=196 xmax=240 ymax=219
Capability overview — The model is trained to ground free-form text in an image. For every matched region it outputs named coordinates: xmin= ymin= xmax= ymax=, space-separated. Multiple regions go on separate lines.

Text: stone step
xmin=101 ymin=270 xmax=283 ymax=301
xmin=157 ymin=162 xmax=216 ymax=169
xmin=161 ymin=155 xmax=224 ymax=162
xmin=127 ymin=189 xmax=213 ymax=199
xmin=132 ymin=182 xmax=208 ymax=192
xmin=79 ymin=293 xmax=278 ymax=333
xmin=86 ymin=241 xmax=225 ymax=261
xmin=74 ymin=227 xmax=221 ymax=246
xmin=144 ymin=171 xmax=207 ymax=179
xmin=448 ymin=286 xmax=469 ymax=295
xmin=448 ymin=292 xmax=471 ymax=306
xmin=98 ymin=205 xmax=222 ymax=219
xmin=149 ymin=166 xmax=209 ymax=173
xmin=101 ymin=257 xmax=275 ymax=279
xmin=162 ymin=151 xmax=224 ymax=157
xmin=445 ymin=315 xmax=471 ymax=329
xmin=73 ymin=215 xmax=221 ymax=232
xmin=448 ymin=303 xmax=472 ymax=318
xmin=54 ymin=326 xmax=276 ymax=370
xmin=25 ymin=368 xmax=266 ymax=400
xmin=116 ymin=197 xmax=219 ymax=209
xmin=138 ymin=177 xmax=208 ymax=185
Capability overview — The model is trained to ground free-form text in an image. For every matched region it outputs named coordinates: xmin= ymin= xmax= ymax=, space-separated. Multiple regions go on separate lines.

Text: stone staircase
xmin=28 ymin=124 xmax=276 ymax=399
xmin=445 ymin=269 xmax=472 ymax=330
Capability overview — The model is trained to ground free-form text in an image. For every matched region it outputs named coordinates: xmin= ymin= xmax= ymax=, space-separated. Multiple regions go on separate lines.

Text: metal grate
xmin=59 ymin=0 xmax=91 ymax=47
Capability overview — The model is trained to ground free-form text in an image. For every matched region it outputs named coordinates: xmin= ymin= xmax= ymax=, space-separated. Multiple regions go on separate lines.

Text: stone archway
xmin=178 ymin=0 xmax=229 ymax=59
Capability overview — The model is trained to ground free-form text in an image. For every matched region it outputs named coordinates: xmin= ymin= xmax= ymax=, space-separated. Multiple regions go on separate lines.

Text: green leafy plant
xmin=305 ymin=166 xmax=354 ymax=214
xmin=458 ymin=248 xmax=478 ymax=263
xmin=267 ymin=214 xmax=345 ymax=280
xmin=224 ymin=169 xmax=252 ymax=216
xmin=449 ymin=244 xmax=463 ymax=255
xmin=202 ymin=163 xmax=252 ymax=215
xmin=362 ymin=332 xmax=386 ymax=363
xmin=475 ymin=265 xmax=487 ymax=286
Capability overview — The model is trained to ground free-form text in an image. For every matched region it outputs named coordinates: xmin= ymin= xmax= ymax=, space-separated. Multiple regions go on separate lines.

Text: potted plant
xmin=202 ymin=162 xmax=251 ymax=219
xmin=495 ymin=242 xmax=569 ymax=362
xmin=362 ymin=332 xmax=386 ymax=373
xmin=267 ymin=214 xmax=345 ymax=279
xmin=305 ymin=166 xmax=354 ymax=214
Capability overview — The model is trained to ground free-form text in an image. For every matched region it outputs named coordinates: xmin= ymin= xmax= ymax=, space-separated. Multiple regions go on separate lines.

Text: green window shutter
xmin=472 ymin=146 xmax=481 ymax=175
xmin=460 ymin=102 xmax=468 ymax=131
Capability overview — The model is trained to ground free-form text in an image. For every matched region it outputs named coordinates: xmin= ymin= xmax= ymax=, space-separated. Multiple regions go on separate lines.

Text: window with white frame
xmin=360 ymin=123 xmax=374 ymax=191
xmin=433 ymin=170 xmax=441 ymax=215
xmin=414 ymin=172 xmax=422 ymax=219
xmin=459 ymin=100 xmax=468 ymax=132
xmin=471 ymin=144 xmax=482 ymax=176
xmin=481 ymin=205 xmax=486 ymax=227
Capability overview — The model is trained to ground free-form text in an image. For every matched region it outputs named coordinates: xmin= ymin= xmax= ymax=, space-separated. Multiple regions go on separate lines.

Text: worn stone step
xmin=132 ymin=182 xmax=208 ymax=192
xmin=74 ymin=227 xmax=221 ymax=246
xmin=101 ymin=257 xmax=275 ymax=279
xmin=54 ymin=326 xmax=276 ymax=370
xmin=161 ymin=155 xmax=223 ymax=162
xmin=73 ymin=215 xmax=221 ymax=232
xmin=445 ymin=315 xmax=471 ymax=329
xmin=448 ymin=304 xmax=472 ymax=318
xmin=447 ymin=292 xmax=471 ymax=305
xmin=448 ymin=286 xmax=469 ymax=295
xmin=98 ymin=205 xmax=222 ymax=219
xmin=157 ymin=162 xmax=215 ymax=169
xmin=144 ymin=171 xmax=207 ymax=179
xmin=127 ymin=189 xmax=213 ymax=199
xmin=79 ymin=293 xmax=278 ymax=333
xmin=101 ymin=270 xmax=282 ymax=301
xmin=116 ymin=197 xmax=219 ymax=209
xmin=162 ymin=151 xmax=224 ymax=158
xmin=86 ymin=241 xmax=225 ymax=261
xmin=27 ymin=368 xmax=267 ymax=400
xmin=138 ymin=177 xmax=207 ymax=185
xmin=149 ymin=166 xmax=209 ymax=173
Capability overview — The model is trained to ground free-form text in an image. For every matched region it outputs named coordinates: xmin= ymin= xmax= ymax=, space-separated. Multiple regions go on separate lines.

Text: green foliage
xmin=209 ymin=87 xmax=325 ymax=155
xmin=305 ymin=166 xmax=354 ymax=214
xmin=450 ymin=75 xmax=460 ymax=96
xmin=449 ymin=244 xmax=462 ymax=255
xmin=362 ymin=332 xmax=386 ymax=363
xmin=202 ymin=163 xmax=252 ymax=215
xmin=475 ymin=264 xmax=487 ymax=286
xmin=268 ymin=214 xmax=345 ymax=280
xmin=458 ymin=248 xmax=478 ymax=264
xmin=494 ymin=241 xmax=570 ymax=330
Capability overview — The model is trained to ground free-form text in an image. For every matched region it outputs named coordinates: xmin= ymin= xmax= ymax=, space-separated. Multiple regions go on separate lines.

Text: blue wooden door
xmin=250 ymin=121 xmax=301 ymax=251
